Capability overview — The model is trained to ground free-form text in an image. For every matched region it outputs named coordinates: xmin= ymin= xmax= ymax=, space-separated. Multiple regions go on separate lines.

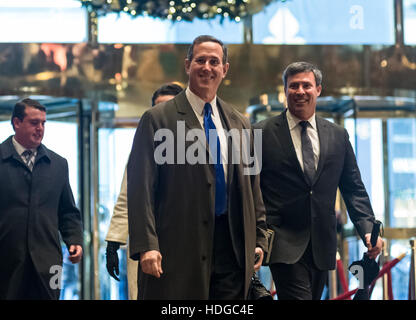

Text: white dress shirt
xmin=12 ymin=136 xmax=37 ymax=165
xmin=185 ymin=87 xmax=228 ymax=180
xmin=286 ymin=110 xmax=320 ymax=172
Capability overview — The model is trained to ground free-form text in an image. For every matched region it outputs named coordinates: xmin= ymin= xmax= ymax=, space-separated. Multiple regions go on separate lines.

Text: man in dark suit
xmin=127 ymin=35 xmax=268 ymax=299
xmin=254 ymin=62 xmax=383 ymax=300
xmin=0 ymin=98 xmax=83 ymax=300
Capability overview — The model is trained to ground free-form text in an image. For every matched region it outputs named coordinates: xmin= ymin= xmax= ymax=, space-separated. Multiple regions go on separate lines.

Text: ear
xmin=185 ymin=59 xmax=191 ymax=75
xmin=12 ymin=117 xmax=21 ymax=130
xmin=222 ymin=62 xmax=230 ymax=78
xmin=316 ymin=85 xmax=322 ymax=96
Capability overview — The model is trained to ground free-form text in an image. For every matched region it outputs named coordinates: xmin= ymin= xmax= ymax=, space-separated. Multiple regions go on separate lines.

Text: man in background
xmin=254 ymin=62 xmax=382 ymax=300
xmin=0 ymin=98 xmax=83 ymax=300
xmin=105 ymin=83 xmax=183 ymax=299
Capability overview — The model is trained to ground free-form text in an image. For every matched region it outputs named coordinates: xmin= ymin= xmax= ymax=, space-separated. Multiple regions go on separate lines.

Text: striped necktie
xmin=299 ymin=121 xmax=316 ymax=185
xmin=22 ymin=150 xmax=34 ymax=171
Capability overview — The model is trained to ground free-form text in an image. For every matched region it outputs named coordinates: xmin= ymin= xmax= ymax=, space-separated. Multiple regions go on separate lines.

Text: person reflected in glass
xmin=105 ymin=83 xmax=183 ymax=300
xmin=0 ymin=98 xmax=83 ymax=300
xmin=254 ymin=62 xmax=383 ymax=300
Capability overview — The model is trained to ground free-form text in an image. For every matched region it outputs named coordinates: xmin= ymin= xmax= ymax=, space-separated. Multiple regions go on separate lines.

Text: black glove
xmin=106 ymin=241 xmax=121 ymax=281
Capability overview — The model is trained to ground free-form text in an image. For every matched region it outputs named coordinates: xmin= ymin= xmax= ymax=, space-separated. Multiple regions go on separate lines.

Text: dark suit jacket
xmin=127 ymin=90 xmax=268 ymax=299
xmin=254 ymin=110 xmax=375 ymax=270
xmin=0 ymin=136 xmax=83 ymax=299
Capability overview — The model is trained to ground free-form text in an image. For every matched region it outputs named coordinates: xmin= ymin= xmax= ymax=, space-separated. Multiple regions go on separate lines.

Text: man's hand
xmin=254 ymin=247 xmax=264 ymax=272
xmin=140 ymin=250 xmax=163 ymax=278
xmin=364 ymin=234 xmax=383 ymax=260
xmin=68 ymin=245 xmax=83 ymax=264
xmin=106 ymin=241 xmax=121 ymax=281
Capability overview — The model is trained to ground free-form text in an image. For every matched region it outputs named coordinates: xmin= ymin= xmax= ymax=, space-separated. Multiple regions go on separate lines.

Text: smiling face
xmin=185 ymin=41 xmax=229 ymax=102
xmin=13 ymin=106 xmax=46 ymax=149
xmin=285 ymin=71 xmax=322 ymax=120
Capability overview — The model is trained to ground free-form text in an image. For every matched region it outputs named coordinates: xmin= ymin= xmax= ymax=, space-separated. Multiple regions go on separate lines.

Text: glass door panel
xmin=344 ymin=118 xmax=384 ymax=299
xmin=386 ymin=118 xmax=416 ymax=300
xmin=344 ymin=116 xmax=416 ymax=300
xmin=344 ymin=118 xmax=385 ymax=223
xmin=387 ymin=118 xmax=416 ymax=228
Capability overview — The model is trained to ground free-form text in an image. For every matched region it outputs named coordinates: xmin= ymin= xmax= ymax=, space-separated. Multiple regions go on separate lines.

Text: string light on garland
xmin=79 ymin=0 xmax=287 ymax=22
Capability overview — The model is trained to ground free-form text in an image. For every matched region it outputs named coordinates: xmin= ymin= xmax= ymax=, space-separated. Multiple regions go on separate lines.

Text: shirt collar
xmin=185 ymin=87 xmax=218 ymax=117
xmin=12 ymin=136 xmax=37 ymax=156
xmin=286 ymin=109 xmax=317 ymax=130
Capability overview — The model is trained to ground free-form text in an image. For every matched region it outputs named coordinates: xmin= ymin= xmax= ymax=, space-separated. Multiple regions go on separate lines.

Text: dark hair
xmin=282 ymin=62 xmax=323 ymax=89
xmin=151 ymin=83 xmax=183 ymax=106
xmin=186 ymin=35 xmax=228 ymax=65
xmin=11 ymin=98 xmax=46 ymax=130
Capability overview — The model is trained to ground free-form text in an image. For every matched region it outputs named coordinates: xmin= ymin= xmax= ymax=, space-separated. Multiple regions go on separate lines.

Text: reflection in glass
xmin=390 ymin=240 xmax=411 ymax=300
xmin=344 ymin=118 xmax=385 ymax=224
xmin=404 ymin=0 xmax=416 ymax=45
xmin=387 ymin=119 xmax=416 ymax=228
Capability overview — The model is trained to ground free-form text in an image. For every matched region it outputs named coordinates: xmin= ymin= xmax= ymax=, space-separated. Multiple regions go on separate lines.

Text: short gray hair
xmin=186 ymin=35 xmax=228 ymax=65
xmin=282 ymin=62 xmax=322 ymax=89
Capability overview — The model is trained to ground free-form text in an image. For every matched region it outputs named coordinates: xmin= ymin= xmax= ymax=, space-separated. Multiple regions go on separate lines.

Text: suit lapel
xmin=276 ymin=110 xmax=305 ymax=179
xmin=313 ymin=116 xmax=329 ymax=184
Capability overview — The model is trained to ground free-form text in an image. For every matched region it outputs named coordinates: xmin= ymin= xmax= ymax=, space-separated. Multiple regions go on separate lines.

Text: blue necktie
xmin=204 ymin=103 xmax=227 ymax=216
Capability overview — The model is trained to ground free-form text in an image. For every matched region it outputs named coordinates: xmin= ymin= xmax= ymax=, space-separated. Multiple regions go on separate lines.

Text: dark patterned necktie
xmin=299 ymin=121 xmax=315 ymax=185
xmin=203 ymin=103 xmax=227 ymax=216
xmin=22 ymin=150 xmax=34 ymax=171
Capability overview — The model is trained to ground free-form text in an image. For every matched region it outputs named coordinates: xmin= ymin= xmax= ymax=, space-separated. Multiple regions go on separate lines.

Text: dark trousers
xmin=270 ymin=242 xmax=327 ymax=300
xmin=209 ymin=214 xmax=245 ymax=300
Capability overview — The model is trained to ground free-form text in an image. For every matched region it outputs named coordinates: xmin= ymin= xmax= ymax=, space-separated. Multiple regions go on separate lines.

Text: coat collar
xmin=174 ymin=89 xmax=238 ymax=130
xmin=173 ymin=90 xmax=239 ymax=187
xmin=1 ymin=135 xmax=51 ymax=164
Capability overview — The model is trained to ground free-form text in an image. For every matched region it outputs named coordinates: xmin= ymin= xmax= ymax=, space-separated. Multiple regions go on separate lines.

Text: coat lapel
xmin=0 ymin=136 xmax=30 ymax=170
xmin=173 ymin=91 xmax=214 ymax=184
xmin=216 ymin=97 xmax=237 ymax=187
xmin=174 ymin=90 xmax=202 ymax=131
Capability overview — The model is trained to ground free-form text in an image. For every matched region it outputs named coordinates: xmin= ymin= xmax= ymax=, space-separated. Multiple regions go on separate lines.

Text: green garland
xmin=79 ymin=0 xmax=285 ymax=22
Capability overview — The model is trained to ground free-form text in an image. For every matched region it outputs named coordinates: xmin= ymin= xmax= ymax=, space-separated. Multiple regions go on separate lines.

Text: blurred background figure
xmin=105 ymin=83 xmax=183 ymax=300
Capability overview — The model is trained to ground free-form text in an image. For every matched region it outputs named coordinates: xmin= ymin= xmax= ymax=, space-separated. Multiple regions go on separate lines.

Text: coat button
xmin=201 ymin=255 xmax=206 ymax=261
